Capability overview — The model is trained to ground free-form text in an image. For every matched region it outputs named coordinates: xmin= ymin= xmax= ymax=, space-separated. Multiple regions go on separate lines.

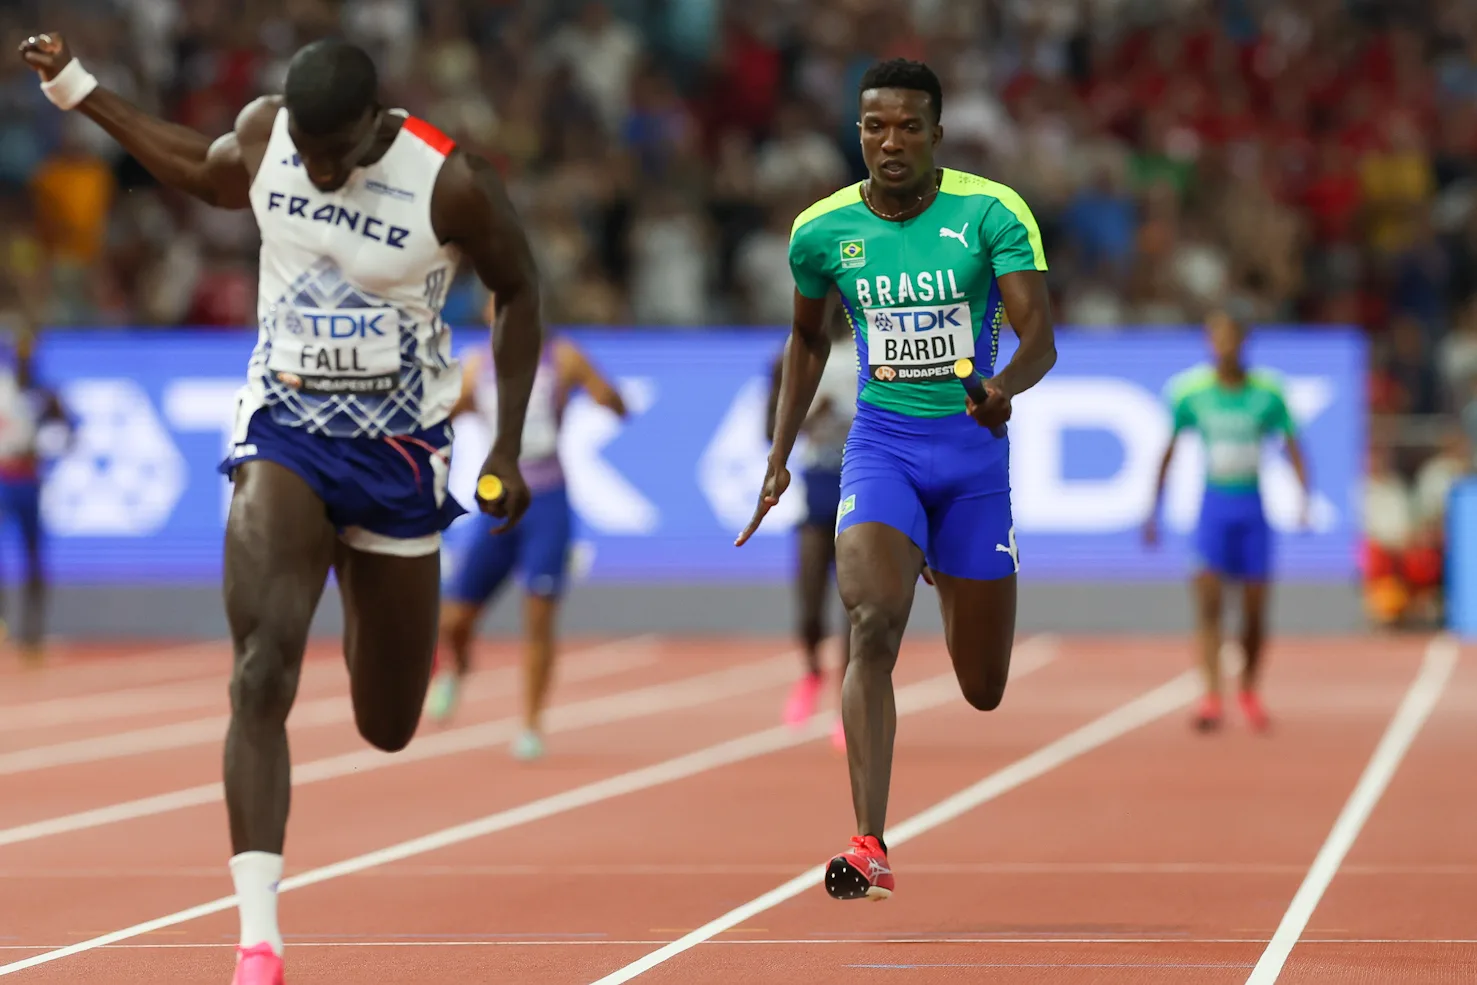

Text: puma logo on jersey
xmin=995 ymin=526 xmax=1020 ymax=573
xmin=939 ymin=223 xmax=969 ymax=247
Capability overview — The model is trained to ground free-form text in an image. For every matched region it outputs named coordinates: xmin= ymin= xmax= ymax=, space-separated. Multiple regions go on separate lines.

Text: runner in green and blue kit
xmin=1145 ymin=311 xmax=1311 ymax=734
xmin=736 ymin=59 xmax=1058 ymax=902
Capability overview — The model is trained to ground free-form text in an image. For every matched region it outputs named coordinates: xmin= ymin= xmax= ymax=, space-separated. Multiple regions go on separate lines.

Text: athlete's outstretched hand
xmin=18 ymin=32 xmax=71 ymax=81
xmin=965 ymin=380 xmax=1011 ymax=433
xmin=476 ymin=451 xmax=531 ymax=534
xmin=735 ymin=461 xmax=791 ymax=547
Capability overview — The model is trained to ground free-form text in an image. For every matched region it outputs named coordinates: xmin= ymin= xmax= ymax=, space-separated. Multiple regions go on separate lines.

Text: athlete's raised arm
xmin=971 ymin=269 xmax=1057 ymax=432
xmin=736 ymin=288 xmax=834 ymax=546
xmin=432 ymin=152 xmax=543 ymax=531
xmin=18 ymin=32 xmax=263 ymax=209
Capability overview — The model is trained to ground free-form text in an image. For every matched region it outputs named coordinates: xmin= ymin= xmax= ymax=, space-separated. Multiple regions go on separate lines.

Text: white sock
xmin=230 ymin=851 xmax=284 ymax=956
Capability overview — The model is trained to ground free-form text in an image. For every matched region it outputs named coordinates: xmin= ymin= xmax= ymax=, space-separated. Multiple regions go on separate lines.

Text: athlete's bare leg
xmin=1240 ymin=580 xmax=1268 ymax=691
xmin=830 ymin=534 xmax=852 ymax=706
xmin=1234 ymin=579 xmax=1272 ymax=730
xmin=521 ymin=593 xmax=558 ymax=733
xmin=1190 ymin=570 xmax=1226 ymax=729
xmin=439 ymin=600 xmax=480 ymax=678
xmin=929 ymin=571 xmax=1016 ymax=712
xmin=1193 ymin=571 xmax=1224 ymax=696
xmin=334 ymin=542 xmax=440 ymax=754
xmin=18 ymin=521 xmax=44 ymax=654
xmin=797 ymin=524 xmax=833 ymax=676
xmin=835 ymin=521 xmax=922 ymax=840
xmin=223 ymin=461 xmax=335 ymax=856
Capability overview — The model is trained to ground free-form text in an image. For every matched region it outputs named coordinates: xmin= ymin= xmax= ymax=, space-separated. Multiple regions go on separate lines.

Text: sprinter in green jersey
xmin=736 ymin=59 xmax=1058 ymax=901
xmin=1145 ymin=311 xmax=1311 ymax=734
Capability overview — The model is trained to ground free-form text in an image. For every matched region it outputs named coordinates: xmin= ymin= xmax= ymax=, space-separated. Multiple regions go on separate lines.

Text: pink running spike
xmin=1238 ymin=690 xmax=1270 ymax=732
xmin=231 ymin=943 xmax=284 ymax=985
xmin=783 ymin=671 xmax=823 ymax=728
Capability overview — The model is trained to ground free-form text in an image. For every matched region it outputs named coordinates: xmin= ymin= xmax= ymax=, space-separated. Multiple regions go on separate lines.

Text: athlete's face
xmin=858 ymin=89 xmax=941 ymax=194
xmin=288 ymin=107 xmax=380 ymax=193
xmin=1207 ymin=312 xmax=1244 ymax=365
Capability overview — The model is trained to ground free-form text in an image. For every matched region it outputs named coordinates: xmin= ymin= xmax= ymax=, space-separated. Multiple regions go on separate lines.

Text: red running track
xmin=0 ymin=631 xmax=1467 ymax=984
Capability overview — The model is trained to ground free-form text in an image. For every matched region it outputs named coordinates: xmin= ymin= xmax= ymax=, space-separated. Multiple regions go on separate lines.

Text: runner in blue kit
xmin=1144 ymin=310 xmax=1311 ymax=733
xmin=737 ymin=59 xmax=1058 ymax=901
xmin=425 ymin=295 xmax=627 ymax=761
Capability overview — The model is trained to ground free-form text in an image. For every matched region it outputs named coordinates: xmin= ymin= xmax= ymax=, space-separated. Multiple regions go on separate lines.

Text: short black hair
xmin=284 ymin=40 xmax=379 ymax=136
xmin=858 ymin=58 xmax=943 ymax=124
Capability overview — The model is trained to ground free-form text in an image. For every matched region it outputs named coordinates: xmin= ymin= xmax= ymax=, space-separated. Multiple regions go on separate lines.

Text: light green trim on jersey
xmin=938 ymin=170 xmax=1047 ymax=270
xmin=1166 ymin=365 xmax=1216 ymax=411
xmin=790 ymin=183 xmax=864 ymax=240
xmin=1247 ymin=369 xmax=1287 ymax=399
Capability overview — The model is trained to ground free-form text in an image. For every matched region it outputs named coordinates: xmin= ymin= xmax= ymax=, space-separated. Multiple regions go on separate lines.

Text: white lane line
xmin=0 ymin=640 xmax=795 ymax=849
xmin=7 ymin=937 xmax=1477 ymax=952
xmin=1243 ymin=634 xmax=1459 ymax=985
xmin=0 ymin=638 xmax=1058 ymax=977
xmin=0 ymin=640 xmax=655 ymax=774
xmin=588 ymin=666 xmax=1200 ymax=984
xmin=10 ymin=860 xmax=1477 ymax=879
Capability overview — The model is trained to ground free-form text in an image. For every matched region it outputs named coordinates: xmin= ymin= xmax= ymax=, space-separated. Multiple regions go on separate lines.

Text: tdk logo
xmin=289 ymin=307 xmax=389 ymax=338
xmin=265 ymin=192 xmax=410 ymax=249
xmin=281 ymin=154 xmax=301 ymax=167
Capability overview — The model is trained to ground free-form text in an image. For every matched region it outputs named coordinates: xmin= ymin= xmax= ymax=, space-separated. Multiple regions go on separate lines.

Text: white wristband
xmin=40 ymin=58 xmax=98 ymax=111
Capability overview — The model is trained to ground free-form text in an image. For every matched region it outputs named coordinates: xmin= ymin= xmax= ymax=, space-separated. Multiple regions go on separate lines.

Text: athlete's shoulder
xmin=1247 ymin=367 xmax=1288 ymax=397
xmin=938 ymin=169 xmax=1035 ymax=215
xmin=235 ymin=96 xmax=282 ymax=142
xmin=790 ymin=182 xmax=865 ymax=241
xmin=939 ymin=170 xmax=1046 ymax=272
xmin=400 ymin=116 xmax=457 ymax=157
xmin=1166 ymin=363 xmax=1216 ymax=402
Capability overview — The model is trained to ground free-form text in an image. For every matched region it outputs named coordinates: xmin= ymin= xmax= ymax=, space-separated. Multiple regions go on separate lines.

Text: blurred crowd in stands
xmin=0 ymin=0 xmax=1475 ymax=624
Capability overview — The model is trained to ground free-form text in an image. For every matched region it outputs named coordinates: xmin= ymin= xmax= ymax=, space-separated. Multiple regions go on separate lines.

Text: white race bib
xmin=267 ymin=306 xmax=402 ymax=395
xmin=1207 ymin=439 xmax=1262 ymax=479
xmin=864 ymin=303 xmax=974 ymax=382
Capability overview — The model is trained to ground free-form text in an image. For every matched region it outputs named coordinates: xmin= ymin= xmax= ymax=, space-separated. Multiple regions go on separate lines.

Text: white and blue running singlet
xmin=238 ymin=109 xmax=462 ymax=441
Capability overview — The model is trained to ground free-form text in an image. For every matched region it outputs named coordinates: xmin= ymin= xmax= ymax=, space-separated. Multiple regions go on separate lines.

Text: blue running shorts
xmin=0 ymin=477 xmax=41 ymax=548
xmin=1194 ymin=486 xmax=1271 ymax=581
xmin=801 ymin=468 xmax=842 ymax=530
xmin=836 ymin=403 xmax=1016 ymax=580
xmin=219 ymin=407 xmax=466 ymax=556
xmin=445 ymin=485 xmax=574 ymax=604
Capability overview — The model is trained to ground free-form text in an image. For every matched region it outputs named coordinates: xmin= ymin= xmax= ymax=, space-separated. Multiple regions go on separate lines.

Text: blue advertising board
xmin=17 ymin=326 xmax=1363 ymax=585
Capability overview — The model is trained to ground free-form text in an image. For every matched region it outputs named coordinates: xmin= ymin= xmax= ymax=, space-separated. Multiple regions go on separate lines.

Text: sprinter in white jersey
xmin=766 ymin=316 xmax=855 ymax=749
xmin=425 ymin=294 xmax=626 ymax=761
xmin=21 ymin=34 xmax=544 ymax=985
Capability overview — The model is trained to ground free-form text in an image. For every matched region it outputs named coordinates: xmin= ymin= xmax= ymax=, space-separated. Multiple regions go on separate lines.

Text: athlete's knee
xmin=960 ymin=674 xmax=1007 ymax=712
xmin=229 ymin=635 xmax=299 ymax=729
xmin=440 ymin=601 xmax=477 ymax=647
xmin=949 ymin=641 xmax=1010 ymax=711
xmin=355 ymin=709 xmax=418 ymax=753
xmin=847 ymin=601 xmax=907 ymax=666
